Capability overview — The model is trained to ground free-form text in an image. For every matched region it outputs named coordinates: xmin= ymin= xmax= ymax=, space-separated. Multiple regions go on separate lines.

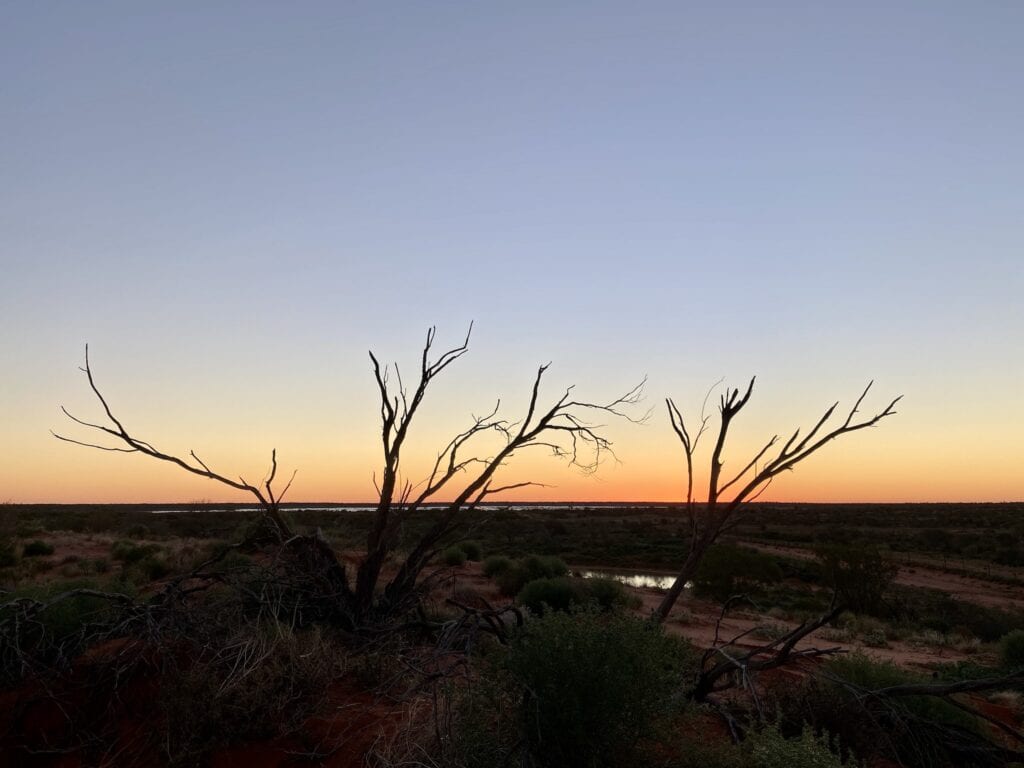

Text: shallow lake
xmin=578 ymin=569 xmax=689 ymax=591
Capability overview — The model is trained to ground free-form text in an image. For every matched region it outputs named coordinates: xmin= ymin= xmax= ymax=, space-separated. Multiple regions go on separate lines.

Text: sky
xmin=2 ymin=2 xmax=1021 ymax=505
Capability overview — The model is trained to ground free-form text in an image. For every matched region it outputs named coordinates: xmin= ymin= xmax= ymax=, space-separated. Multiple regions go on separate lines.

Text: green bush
xmin=443 ymin=664 xmax=521 ymax=768
xmin=517 ymin=577 xmax=582 ymax=614
xmin=23 ymin=539 xmax=55 ymax=557
xmin=458 ymin=540 xmax=482 ymax=561
xmin=693 ymin=544 xmax=783 ymax=602
xmin=441 ymin=545 xmax=468 ymax=566
xmin=745 ymin=722 xmax=845 ymax=768
xmin=817 ymin=653 xmax=977 ymax=767
xmin=517 ymin=576 xmax=639 ymax=616
xmin=205 ymin=550 xmax=253 ymax=574
xmin=138 ymin=555 xmax=171 ymax=581
xmin=496 ymin=568 xmax=528 ymax=596
xmin=33 ymin=586 xmax=115 ymax=640
xmin=125 ymin=523 xmax=151 ymax=539
xmin=482 ymin=555 xmax=513 ymax=578
xmin=583 ymin=576 xmax=638 ymax=611
xmin=496 ymin=554 xmax=569 ymax=596
xmin=0 ymin=578 xmax=132 ymax=682
xmin=826 ymin=653 xmax=974 ymax=726
xmin=890 ymin=588 xmax=1024 ymax=642
xmin=111 ymin=540 xmax=159 ymax=565
xmin=522 ymin=554 xmax=568 ymax=579
xmin=815 ymin=542 xmax=896 ymax=615
xmin=503 ymin=607 xmax=694 ymax=768
xmin=999 ymin=629 xmax=1024 ymax=670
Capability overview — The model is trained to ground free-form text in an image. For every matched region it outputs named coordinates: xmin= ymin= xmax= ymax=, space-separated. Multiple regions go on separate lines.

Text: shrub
xmin=111 ymin=540 xmax=159 ymax=565
xmin=161 ymin=623 xmax=343 ymax=764
xmin=522 ymin=554 xmax=568 ymax=579
xmin=188 ymin=540 xmax=251 ymax=572
xmin=999 ymin=629 xmax=1024 ymax=670
xmin=201 ymin=549 xmax=253 ymax=575
xmin=890 ymin=588 xmax=1024 ymax=642
xmin=458 ymin=540 xmax=482 ymax=561
xmin=503 ymin=607 xmax=694 ymax=768
xmin=517 ymin=577 xmax=582 ymax=614
xmin=138 ymin=555 xmax=171 ymax=581
xmin=862 ymin=628 xmax=888 ymax=648
xmin=496 ymin=568 xmax=528 ymax=596
xmin=813 ymin=653 xmax=978 ymax=767
xmin=0 ymin=578 xmax=131 ymax=682
xmin=826 ymin=653 xmax=974 ymax=725
xmin=482 ymin=555 xmax=513 ymax=578
xmin=693 ymin=544 xmax=783 ymax=602
xmin=583 ymin=576 xmax=638 ymax=611
xmin=815 ymin=542 xmax=896 ymax=615
xmin=33 ymin=586 xmax=115 ymax=640
xmin=441 ymin=546 xmax=468 ymax=566
xmin=496 ymin=554 xmax=569 ymax=596
xmin=23 ymin=540 xmax=55 ymax=557
xmin=518 ymin=576 xmax=639 ymax=615
xmin=125 ymin=523 xmax=150 ymax=539
xmin=745 ymin=722 xmax=845 ymax=768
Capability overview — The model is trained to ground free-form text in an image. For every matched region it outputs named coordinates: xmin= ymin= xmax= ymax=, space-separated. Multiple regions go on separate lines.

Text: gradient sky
xmin=2 ymin=2 xmax=1021 ymax=504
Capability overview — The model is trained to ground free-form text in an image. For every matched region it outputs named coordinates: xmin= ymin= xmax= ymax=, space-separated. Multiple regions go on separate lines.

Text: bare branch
xmin=656 ymin=377 xmax=899 ymax=623
xmin=54 ymin=346 xmax=294 ymax=540
xmin=356 ymin=327 xmax=644 ymax=620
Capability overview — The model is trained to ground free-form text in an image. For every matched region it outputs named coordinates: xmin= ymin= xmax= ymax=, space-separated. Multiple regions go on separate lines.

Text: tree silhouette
xmin=53 ymin=345 xmax=296 ymax=540
xmin=354 ymin=325 xmax=645 ymax=619
xmin=54 ymin=329 xmax=645 ymax=625
xmin=654 ymin=378 xmax=901 ymax=622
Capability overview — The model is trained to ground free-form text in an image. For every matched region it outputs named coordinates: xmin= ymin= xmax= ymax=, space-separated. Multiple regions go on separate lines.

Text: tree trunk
xmin=653 ymin=545 xmax=705 ymax=622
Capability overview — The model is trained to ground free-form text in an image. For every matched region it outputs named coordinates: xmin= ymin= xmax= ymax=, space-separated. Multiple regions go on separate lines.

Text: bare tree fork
xmin=655 ymin=378 xmax=901 ymax=622
xmin=53 ymin=345 xmax=296 ymax=540
xmin=692 ymin=601 xmax=847 ymax=704
xmin=355 ymin=325 xmax=646 ymax=621
xmin=442 ymin=598 xmax=524 ymax=647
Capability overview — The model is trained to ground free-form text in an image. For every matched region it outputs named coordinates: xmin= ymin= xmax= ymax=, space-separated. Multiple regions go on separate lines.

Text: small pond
xmin=577 ymin=569 xmax=690 ymax=591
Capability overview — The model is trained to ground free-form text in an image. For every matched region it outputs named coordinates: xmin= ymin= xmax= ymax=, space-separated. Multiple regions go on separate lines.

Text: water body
xmin=148 ymin=505 xmax=380 ymax=514
xmin=148 ymin=503 xmax=673 ymax=515
xmin=578 ymin=569 xmax=688 ymax=591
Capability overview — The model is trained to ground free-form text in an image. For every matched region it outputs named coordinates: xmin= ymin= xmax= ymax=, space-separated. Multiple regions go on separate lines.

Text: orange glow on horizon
xmin=7 ymin=370 xmax=1021 ymax=506
xmin=10 ymin=468 xmax=1022 ymax=506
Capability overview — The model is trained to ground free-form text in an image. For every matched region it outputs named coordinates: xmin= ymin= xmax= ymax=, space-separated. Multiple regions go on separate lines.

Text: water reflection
xmin=579 ymin=570 xmax=690 ymax=591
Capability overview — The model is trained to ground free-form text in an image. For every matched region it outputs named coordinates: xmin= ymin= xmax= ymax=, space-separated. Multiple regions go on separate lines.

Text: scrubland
xmin=1 ymin=501 xmax=1022 ymax=766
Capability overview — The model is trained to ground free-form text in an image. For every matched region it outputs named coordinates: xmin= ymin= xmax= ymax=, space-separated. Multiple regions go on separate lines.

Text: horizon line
xmin=6 ymin=499 xmax=1022 ymax=507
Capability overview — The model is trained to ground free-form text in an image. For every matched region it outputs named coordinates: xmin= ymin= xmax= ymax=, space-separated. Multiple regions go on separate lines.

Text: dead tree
xmin=355 ymin=325 xmax=646 ymax=620
xmin=654 ymin=378 xmax=900 ymax=622
xmin=55 ymin=333 xmax=644 ymax=627
xmin=53 ymin=345 xmax=296 ymax=540
xmin=692 ymin=599 xmax=847 ymax=706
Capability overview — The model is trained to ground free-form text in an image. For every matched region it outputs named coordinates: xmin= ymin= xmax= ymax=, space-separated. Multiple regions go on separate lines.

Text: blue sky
xmin=2 ymin=2 xmax=1021 ymax=502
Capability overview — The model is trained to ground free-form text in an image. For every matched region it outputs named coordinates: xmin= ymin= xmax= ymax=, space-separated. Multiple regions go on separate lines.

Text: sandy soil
xmin=443 ymin=564 xmax=977 ymax=670
xmin=636 ymin=588 xmax=972 ymax=669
